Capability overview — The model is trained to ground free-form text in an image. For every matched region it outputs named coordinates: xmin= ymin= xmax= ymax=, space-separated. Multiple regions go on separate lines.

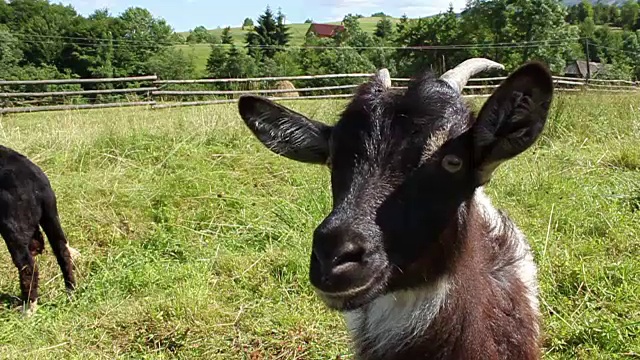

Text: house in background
xmin=306 ymin=23 xmax=345 ymax=38
xmin=564 ymin=60 xmax=611 ymax=79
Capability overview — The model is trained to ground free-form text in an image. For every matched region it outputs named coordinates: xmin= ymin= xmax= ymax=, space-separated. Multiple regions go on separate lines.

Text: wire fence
xmin=1 ymin=72 xmax=638 ymax=115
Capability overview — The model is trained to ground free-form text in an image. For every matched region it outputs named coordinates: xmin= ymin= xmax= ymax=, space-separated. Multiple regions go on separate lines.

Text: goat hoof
xmin=21 ymin=300 xmax=38 ymax=317
xmin=65 ymin=288 xmax=76 ymax=301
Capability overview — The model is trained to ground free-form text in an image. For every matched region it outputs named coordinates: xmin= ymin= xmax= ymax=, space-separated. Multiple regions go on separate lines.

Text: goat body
xmin=0 ymin=145 xmax=78 ymax=313
xmin=237 ymin=59 xmax=553 ymax=359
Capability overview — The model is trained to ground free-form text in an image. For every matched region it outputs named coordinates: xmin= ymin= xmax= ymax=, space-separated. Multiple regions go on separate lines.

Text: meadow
xmin=0 ymin=92 xmax=638 ymax=359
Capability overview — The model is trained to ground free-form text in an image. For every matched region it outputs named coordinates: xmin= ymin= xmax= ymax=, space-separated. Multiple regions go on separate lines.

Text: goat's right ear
xmin=237 ymin=95 xmax=332 ymax=164
xmin=471 ymin=62 xmax=554 ymax=185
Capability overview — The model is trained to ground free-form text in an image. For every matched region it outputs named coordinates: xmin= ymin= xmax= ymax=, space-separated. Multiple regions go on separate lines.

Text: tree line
xmin=1 ymin=0 xmax=639 ymax=88
xmin=203 ymin=1 xmax=640 ymax=83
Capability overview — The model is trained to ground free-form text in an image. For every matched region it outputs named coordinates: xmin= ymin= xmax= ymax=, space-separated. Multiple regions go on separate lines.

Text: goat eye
xmin=442 ymin=155 xmax=463 ymax=173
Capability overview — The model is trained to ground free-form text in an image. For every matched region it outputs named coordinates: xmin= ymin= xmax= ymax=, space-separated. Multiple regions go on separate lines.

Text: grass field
xmin=0 ymin=93 xmax=638 ymax=359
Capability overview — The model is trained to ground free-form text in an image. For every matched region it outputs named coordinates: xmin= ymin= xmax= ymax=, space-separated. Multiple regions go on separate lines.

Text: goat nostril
xmin=333 ymin=246 xmax=365 ymax=268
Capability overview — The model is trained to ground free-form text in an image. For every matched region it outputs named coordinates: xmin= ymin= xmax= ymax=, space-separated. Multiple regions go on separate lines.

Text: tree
xmin=623 ymin=31 xmax=640 ymax=78
xmin=242 ymin=17 xmax=253 ymax=29
xmin=245 ymin=6 xmax=289 ymax=60
xmin=620 ymin=0 xmax=639 ymax=30
xmin=260 ymin=50 xmax=302 ymax=76
xmin=395 ymin=6 xmax=465 ymax=76
xmin=374 ymin=16 xmax=394 ymax=39
xmin=61 ymin=9 xmax=116 ymax=79
xmin=580 ymin=17 xmax=598 ymax=61
xmin=460 ymin=0 xmax=509 ymax=62
xmin=372 ymin=12 xmax=388 ymax=17
xmin=336 ymin=14 xmax=376 ymax=47
xmin=506 ymin=0 xmax=578 ymax=73
xmin=145 ymin=47 xmax=196 ymax=79
xmin=610 ymin=5 xmax=622 ymax=26
xmin=275 ymin=8 xmax=291 ymax=48
xmin=4 ymin=0 xmax=79 ymax=68
xmin=396 ymin=14 xmax=410 ymax=34
xmin=222 ymin=44 xmax=257 ymax=78
xmin=186 ymin=25 xmax=212 ymax=43
xmin=221 ymin=26 xmax=233 ymax=44
xmin=304 ymin=18 xmax=313 ymax=23
xmin=0 ymin=25 xmax=23 ymax=76
xmin=576 ymin=0 xmax=594 ymax=23
xmin=593 ymin=1 xmax=611 ymax=24
xmin=460 ymin=0 xmax=577 ymax=73
xmin=319 ymin=47 xmax=375 ymax=75
xmin=206 ymin=36 xmax=228 ymax=77
xmin=111 ymin=7 xmax=174 ymax=76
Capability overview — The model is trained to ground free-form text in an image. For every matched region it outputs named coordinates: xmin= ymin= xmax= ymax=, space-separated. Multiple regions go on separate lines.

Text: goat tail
xmin=39 ymin=194 xmax=77 ymax=291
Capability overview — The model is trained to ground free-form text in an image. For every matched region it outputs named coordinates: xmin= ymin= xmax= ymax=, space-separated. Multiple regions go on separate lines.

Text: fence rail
xmin=1 ymin=87 xmax=157 ymax=98
xmin=0 ymin=75 xmax=157 ymax=86
xmin=1 ymin=72 xmax=638 ymax=114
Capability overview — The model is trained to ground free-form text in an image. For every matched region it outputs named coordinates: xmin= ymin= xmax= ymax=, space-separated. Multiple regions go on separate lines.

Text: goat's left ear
xmin=238 ymin=95 xmax=332 ymax=164
xmin=472 ymin=62 xmax=553 ymax=185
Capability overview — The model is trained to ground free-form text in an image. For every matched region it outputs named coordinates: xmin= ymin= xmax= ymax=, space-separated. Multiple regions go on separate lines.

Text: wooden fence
xmin=1 ymin=73 xmax=638 ymax=114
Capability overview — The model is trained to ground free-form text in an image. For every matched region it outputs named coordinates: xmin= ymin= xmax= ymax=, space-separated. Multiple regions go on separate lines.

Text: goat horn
xmin=439 ymin=58 xmax=505 ymax=94
xmin=375 ymin=68 xmax=392 ymax=88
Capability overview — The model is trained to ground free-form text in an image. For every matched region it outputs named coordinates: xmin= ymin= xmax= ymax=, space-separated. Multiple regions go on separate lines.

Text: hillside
xmin=177 ymin=0 xmax=623 ymax=42
xmin=175 ymin=16 xmax=400 ymax=76
xmin=177 ymin=16 xmax=400 ymax=46
xmin=175 ymin=0 xmax=630 ymax=78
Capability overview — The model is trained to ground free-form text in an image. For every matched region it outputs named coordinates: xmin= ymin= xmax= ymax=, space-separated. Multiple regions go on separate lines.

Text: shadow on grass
xmin=0 ymin=292 xmax=22 ymax=309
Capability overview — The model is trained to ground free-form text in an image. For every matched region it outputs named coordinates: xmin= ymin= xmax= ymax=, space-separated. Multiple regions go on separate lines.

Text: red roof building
xmin=306 ymin=23 xmax=345 ymax=38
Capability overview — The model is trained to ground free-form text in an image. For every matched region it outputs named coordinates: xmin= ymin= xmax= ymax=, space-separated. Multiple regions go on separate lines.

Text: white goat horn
xmin=439 ymin=58 xmax=505 ymax=94
xmin=375 ymin=68 xmax=392 ymax=88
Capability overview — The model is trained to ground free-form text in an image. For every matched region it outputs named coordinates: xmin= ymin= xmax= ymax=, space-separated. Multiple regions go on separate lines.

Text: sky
xmin=58 ymin=0 xmax=468 ymax=32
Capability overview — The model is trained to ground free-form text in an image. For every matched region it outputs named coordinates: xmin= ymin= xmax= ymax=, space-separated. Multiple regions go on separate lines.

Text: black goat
xmin=0 ymin=145 xmax=78 ymax=314
xmin=237 ymin=59 xmax=553 ymax=359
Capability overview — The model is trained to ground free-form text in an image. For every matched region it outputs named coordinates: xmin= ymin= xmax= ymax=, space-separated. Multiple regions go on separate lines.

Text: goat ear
xmin=472 ymin=62 xmax=553 ymax=185
xmin=238 ymin=95 xmax=332 ymax=164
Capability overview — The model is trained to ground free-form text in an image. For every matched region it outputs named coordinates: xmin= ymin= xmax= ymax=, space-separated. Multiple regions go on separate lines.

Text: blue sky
xmin=58 ymin=0 xmax=467 ymax=32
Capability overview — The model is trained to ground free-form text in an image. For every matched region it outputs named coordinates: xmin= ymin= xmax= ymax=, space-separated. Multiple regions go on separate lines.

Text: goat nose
xmin=313 ymin=242 xmax=365 ymax=282
xmin=311 ymin=223 xmax=371 ymax=293
xmin=312 ymin=221 xmax=367 ymax=271
xmin=332 ymin=242 xmax=366 ymax=270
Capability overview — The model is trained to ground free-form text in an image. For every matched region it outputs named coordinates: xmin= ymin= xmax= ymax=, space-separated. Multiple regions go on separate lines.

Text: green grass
xmin=0 ymin=93 xmax=638 ymax=359
xmin=175 ymin=16 xmax=400 ymax=76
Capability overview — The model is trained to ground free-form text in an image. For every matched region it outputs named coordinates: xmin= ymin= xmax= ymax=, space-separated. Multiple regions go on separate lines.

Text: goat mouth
xmin=313 ymin=271 xmax=388 ymax=311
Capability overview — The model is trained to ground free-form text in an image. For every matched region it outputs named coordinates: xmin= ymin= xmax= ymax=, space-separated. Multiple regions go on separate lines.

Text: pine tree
xmin=374 ymin=16 xmax=394 ymax=39
xmin=223 ymin=44 xmax=257 ymax=78
xmin=245 ymin=6 xmax=290 ymax=60
xmin=275 ymin=8 xmax=291 ymax=47
xmin=206 ymin=36 xmax=228 ymax=77
xmin=221 ymin=26 xmax=233 ymax=45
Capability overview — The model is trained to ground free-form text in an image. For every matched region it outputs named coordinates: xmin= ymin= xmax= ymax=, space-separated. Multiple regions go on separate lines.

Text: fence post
xmin=584 ymin=39 xmax=591 ymax=88
xmin=0 ymin=81 xmax=4 ymax=112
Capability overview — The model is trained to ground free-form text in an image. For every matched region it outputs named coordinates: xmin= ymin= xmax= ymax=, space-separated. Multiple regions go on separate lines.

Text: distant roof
xmin=564 ymin=60 xmax=610 ymax=78
xmin=307 ymin=23 xmax=345 ymax=37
